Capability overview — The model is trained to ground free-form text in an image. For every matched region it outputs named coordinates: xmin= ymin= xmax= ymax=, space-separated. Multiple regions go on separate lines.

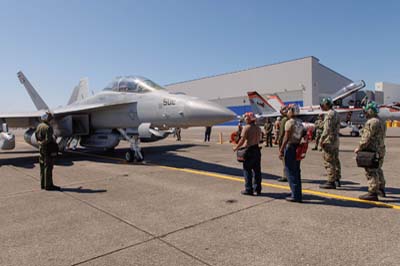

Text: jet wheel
xmin=125 ymin=151 xmax=134 ymax=162
xmin=125 ymin=150 xmax=144 ymax=163
xmin=350 ymin=131 xmax=359 ymax=137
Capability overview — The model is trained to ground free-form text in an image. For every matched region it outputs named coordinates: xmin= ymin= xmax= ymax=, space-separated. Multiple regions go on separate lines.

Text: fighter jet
xmin=247 ymin=80 xmax=366 ymax=124
xmin=248 ymin=80 xmax=400 ymax=125
xmin=377 ymin=103 xmax=400 ymax=121
xmin=0 ymin=72 xmax=235 ymax=162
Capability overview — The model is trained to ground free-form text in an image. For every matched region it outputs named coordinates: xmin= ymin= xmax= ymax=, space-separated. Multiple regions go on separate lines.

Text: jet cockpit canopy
xmin=103 ymin=76 xmax=166 ymax=93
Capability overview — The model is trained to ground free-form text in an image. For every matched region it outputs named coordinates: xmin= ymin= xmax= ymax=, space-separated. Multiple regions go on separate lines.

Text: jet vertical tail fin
xmin=265 ymin=95 xmax=285 ymax=111
xmin=68 ymin=78 xmax=89 ymax=105
xmin=247 ymin=91 xmax=278 ymax=115
xmin=17 ymin=71 xmax=49 ymax=111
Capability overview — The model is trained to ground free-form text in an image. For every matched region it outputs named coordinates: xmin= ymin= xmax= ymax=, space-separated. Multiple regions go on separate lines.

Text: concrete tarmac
xmin=1 ymin=127 xmax=399 ymax=266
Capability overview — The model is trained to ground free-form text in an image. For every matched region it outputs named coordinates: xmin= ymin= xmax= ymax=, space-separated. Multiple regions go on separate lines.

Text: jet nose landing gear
xmin=125 ymin=148 xmax=144 ymax=163
xmin=118 ymin=128 xmax=145 ymax=163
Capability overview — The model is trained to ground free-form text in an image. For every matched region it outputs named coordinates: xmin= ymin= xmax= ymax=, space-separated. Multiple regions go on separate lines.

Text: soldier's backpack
xmin=294 ymin=121 xmax=309 ymax=161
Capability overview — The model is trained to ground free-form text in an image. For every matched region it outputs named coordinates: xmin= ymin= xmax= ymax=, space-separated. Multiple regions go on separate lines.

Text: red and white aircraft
xmin=247 ymin=81 xmax=366 ymax=124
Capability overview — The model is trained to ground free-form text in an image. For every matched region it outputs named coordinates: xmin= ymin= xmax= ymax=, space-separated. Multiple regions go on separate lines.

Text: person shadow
xmin=3 ymin=143 xmax=398 ymax=208
xmin=254 ymin=192 xmax=396 ymax=209
xmin=60 ymin=186 xmax=107 ymax=193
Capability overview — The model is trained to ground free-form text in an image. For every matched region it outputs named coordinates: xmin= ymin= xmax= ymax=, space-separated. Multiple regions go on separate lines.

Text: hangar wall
xmin=311 ymin=60 xmax=353 ymax=105
xmin=375 ymin=82 xmax=400 ymax=105
xmin=166 ymin=56 xmax=314 ymax=104
xmin=166 ymin=56 xmax=353 ymax=125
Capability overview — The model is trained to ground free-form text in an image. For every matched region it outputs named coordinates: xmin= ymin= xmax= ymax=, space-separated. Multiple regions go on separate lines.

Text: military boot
xmin=45 ymin=185 xmax=61 ymax=191
xmin=319 ymin=181 xmax=336 ymax=189
xmin=335 ymin=180 xmax=341 ymax=187
xmin=377 ymin=189 xmax=386 ymax=197
xmin=359 ymin=192 xmax=378 ymax=201
xmin=241 ymin=190 xmax=254 ymax=196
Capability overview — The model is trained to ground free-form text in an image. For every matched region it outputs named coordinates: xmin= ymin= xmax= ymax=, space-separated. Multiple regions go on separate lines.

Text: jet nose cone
xmin=185 ymin=100 xmax=236 ymax=126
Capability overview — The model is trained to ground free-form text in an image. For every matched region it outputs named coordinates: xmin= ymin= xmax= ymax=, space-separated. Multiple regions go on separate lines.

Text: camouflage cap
xmin=320 ymin=97 xmax=333 ymax=107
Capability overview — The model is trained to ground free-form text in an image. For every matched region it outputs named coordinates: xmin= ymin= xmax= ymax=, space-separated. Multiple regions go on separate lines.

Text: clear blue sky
xmin=1 ymin=0 xmax=399 ymax=111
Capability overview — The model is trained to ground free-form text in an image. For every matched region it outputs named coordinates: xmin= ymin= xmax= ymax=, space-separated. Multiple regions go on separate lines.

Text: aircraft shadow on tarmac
xmin=1 ymin=144 xmax=399 ymax=205
xmin=0 ymin=154 xmax=78 ymax=169
xmin=0 ymin=144 xmax=203 ymax=169
xmin=0 ymin=150 xmax=39 ymax=155
xmin=0 ymin=143 xmax=280 ymax=178
xmin=0 ymin=155 xmax=39 ymax=169
xmin=139 ymin=144 xmax=282 ymax=180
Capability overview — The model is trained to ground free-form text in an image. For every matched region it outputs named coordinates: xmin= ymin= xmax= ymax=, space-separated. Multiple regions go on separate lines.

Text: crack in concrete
xmin=68 ymin=191 xmax=278 ymax=266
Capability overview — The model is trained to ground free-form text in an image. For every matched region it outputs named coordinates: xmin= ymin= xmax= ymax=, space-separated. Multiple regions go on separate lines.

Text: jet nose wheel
xmin=117 ymin=129 xmax=144 ymax=163
xmin=125 ymin=150 xmax=144 ymax=163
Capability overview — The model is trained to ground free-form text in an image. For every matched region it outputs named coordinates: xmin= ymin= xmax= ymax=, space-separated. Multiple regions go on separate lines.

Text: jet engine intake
xmin=24 ymin=128 xmax=39 ymax=148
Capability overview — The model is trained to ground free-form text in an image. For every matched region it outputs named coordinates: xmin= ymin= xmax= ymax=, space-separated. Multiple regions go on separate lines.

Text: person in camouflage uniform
xmin=312 ymin=113 xmax=324 ymax=151
xmin=355 ymin=102 xmax=386 ymax=201
xmin=319 ymin=97 xmax=342 ymax=189
xmin=277 ymin=106 xmax=288 ymax=182
xmin=35 ymin=112 xmax=60 ymax=191
xmin=264 ymin=118 xmax=273 ymax=147
xmin=273 ymin=117 xmax=281 ymax=145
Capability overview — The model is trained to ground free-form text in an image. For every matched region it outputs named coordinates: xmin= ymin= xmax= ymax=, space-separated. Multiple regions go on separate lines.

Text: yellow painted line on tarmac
xmin=160 ymin=166 xmax=400 ymax=210
xmin=25 ymin=146 xmax=399 ymax=211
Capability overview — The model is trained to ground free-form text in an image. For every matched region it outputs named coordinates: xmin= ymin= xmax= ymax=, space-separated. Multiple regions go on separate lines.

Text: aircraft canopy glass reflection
xmin=104 ymin=76 xmax=166 ymax=93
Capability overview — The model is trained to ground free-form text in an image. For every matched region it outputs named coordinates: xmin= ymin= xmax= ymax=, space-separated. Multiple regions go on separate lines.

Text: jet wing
xmin=0 ymin=110 xmax=45 ymax=128
xmin=52 ymin=102 xmax=126 ymax=114
xmin=0 ymin=110 xmax=44 ymax=119
xmin=1 ymin=101 xmax=135 ymax=128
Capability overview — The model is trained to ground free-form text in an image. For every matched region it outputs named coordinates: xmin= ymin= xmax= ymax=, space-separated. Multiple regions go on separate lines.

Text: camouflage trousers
xmin=322 ymin=146 xmax=341 ymax=182
xmin=365 ymin=159 xmax=385 ymax=193
xmin=314 ymin=131 xmax=322 ymax=149
xmin=39 ymin=154 xmax=54 ymax=189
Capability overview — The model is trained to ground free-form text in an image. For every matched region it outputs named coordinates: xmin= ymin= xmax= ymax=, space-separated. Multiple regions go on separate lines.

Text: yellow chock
xmin=386 ymin=120 xmax=393 ymax=128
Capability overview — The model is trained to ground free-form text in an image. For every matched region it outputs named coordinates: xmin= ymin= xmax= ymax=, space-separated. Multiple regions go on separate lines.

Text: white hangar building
xmin=375 ymin=82 xmax=400 ymax=105
xmin=166 ymin=56 xmax=353 ymax=125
